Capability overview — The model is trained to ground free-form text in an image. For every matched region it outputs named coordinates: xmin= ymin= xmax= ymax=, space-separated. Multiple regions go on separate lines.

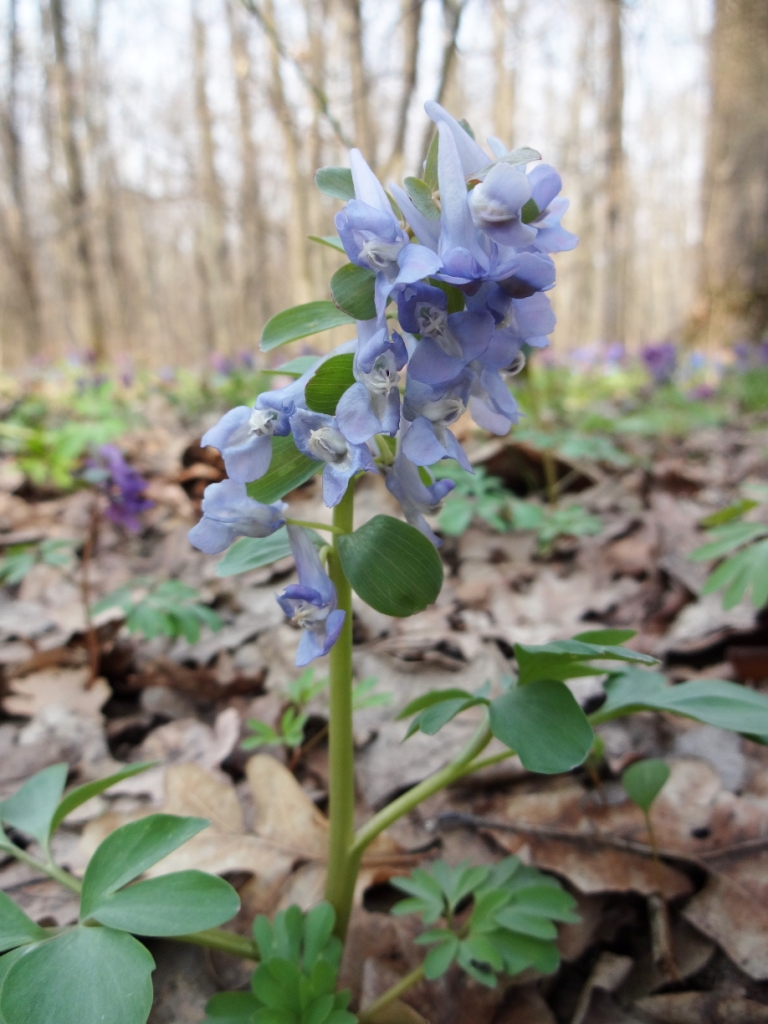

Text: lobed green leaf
xmin=314 ymin=166 xmax=355 ymax=201
xmin=51 ymin=762 xmax=156 ymax=836
xmin=80 ymin=814 xmax=209 ymax=918
xmin=622 ymin=759 xmax=670 ymax=814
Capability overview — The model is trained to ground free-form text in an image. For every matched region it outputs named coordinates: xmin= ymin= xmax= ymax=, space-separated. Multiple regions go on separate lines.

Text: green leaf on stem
xmin=0 ymin=763 xmax=68 ymax=849
xmin=423 ymin=131 xmax=439 ymax=191
xmin=571 ymin=629 xmax=637 ymax=645
xmin=423 ymin=935 xmax=459 ymax=979
xmin=398 ymin=687 xmax=489 ymax=737
xmin=246 ymin=434 xmax=322 ymax=505
xmin=216 ymin=527 xmax=292 ymax=577
xmin=305 ymin=354 xmax=356 ymax=415
xmin=689 ymin=521 xmax=768 ymax=560
xmin=261 ymin=301 xmax=354 ymax=353
xmin=314 ymin=166 xmax=355 ymax=201
xmin=202 ymin=992 xmax=261 ymax=1024
xmin=80 ymin=814 xmax=209 ymax=918
xmin=308 ymin=234 xmax=346 ymax=252
xmin=0 ymin=926 xmax=154 ymax=1024
xmin=262 ymin=355 xmax=320 ymax=378
xmin=489 ymin=680 xmax=594 ymax=773
xmin=86 ymin=870 xmax=239 ymax=936
xmin=0 ymin=893 xmax=47 ymax=953
xmin=50 ymin=762 xmax=156 ymax=836
xmin=590 ymin=667 xmax=768 ymax=741
xmin=514 ymin=637 xmax=657 ymax=686
xmin=403 ymin=177 xmax=440 ymax=220
xmin=337 ymin=515 xmax=443 ymax=617
xmin=622 ymin=759 xmax=670 ymax=814
xmin=700 ymin=499 xmax=758 ymax=528
xmin=330 ymin=263 xmax=377 ymax=320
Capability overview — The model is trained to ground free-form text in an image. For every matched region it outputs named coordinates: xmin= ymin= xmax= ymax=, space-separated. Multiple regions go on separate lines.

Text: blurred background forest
xmin=0 ymin=0 xmax=765 ymax=370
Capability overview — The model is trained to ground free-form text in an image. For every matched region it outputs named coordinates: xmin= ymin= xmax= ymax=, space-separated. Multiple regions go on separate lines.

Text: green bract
xmin=261 ymin=301 xmax=354 ymax=352
xmin=330 ymin=264 xmax=377 ymax=320
xmin=305 ymin=354 xmax=356 ymax=416
xmin=246 ymin=434 xmax=322 ymax=504
xmin=337 ymin=515 xmax=443 ymax=616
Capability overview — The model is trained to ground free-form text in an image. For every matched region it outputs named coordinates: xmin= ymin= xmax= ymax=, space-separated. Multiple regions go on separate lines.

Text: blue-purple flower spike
xmin=277 ymin=526 xmax=345 ymax=666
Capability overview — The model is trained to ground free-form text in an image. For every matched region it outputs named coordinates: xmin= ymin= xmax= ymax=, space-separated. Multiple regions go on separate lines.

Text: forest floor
xmin=2 ymin=392 xmax=768 ymax=1024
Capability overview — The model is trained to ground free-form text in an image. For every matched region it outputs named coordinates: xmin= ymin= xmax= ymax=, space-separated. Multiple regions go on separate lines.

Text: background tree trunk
xmin=601 ymin=0 xmax=625 ymax=346
xmin=696 ymin=0 xmax=768 ymax=345
xmin=0 ymin=0 xmax=43 ymax=360
xmin=49 ymin=0 xmax=106 ymax=359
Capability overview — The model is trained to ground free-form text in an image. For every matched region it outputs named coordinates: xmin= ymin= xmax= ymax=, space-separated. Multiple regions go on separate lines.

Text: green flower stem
xmin=0 ymin=840 xmax=83 ymax=895
xmin=356 ymin=964 xmax=425 ymax=1023
xmin=350 ymin=721 xmax=493 ymax=860
xmin=285 ymin=518 xmax=341 ymax=534
xmin=462 ymin=748 xmax=517 ymax=774
xmin=323 ymin=481 xmax=357 ymax=939
xmin=171 ymin=929 xmax=259 ymax=959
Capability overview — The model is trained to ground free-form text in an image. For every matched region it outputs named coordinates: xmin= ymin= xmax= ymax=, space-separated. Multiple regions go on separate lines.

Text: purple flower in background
xmin=210 ymin=353 xmax=234 ymax=375
xmin=335 ymin=150 xmax=442 ymax=316
xmin=277 ymin=526 xmax=345 ymax=666
xmin=641 ymin=341 xmax=677 ymax=385
xmin=290 ymin=409 xmax=378 ymax=507
xmin=386 ymin=451 xmax=455 ymax=546
xmin=188 ymin=479 xmax=286 ymax=555
xmin=94 ymin=444 xmax=154 ymax=532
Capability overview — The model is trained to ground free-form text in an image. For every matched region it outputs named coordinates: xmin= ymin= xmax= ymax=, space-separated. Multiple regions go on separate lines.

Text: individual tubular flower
xmin=468 ymin=288 xmax=557 ymax=370
xmin=93 ymin=444 xmax=154 ymax=532
xmin=335 ymin=150 xmax=441 ymax=316
xmin=290 ymin=409 xmax=377 ymax=507
xmin=337 ymin=327 xmax=408 ymax=444
xmin=466 ymin=363 xmax=520 ymax=435
xmin=401 ymin=377 xmax=472 ymax=471
xmin=524 ymin=164 xmax=578 ymax=255
xmin=641 ymin=341 xmax=677 ymax=385
xmin=468 ymin=162 xmax=537 ymax=249
xmin=188 ymin=479 xmax=287 ymax=555
xmin=385 ymin=451 xmax=455 ymax=547
xmin=200 ymin=383 xmax=300 ymax=484
xmin=277 ymin=526 xmax=345 ymax=666
xmin=400 ymin=283 xmax=495 ymax=386
xmin=432 ymin=122 xmax=492 ymax=285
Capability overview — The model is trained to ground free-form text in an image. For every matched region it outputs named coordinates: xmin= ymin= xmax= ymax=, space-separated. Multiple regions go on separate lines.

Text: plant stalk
xmin=350 ymin=721 xmax=493 ymax=859
xmin=357 ymin=964 xmax=425 ymax=1023
xmin=171 ymin=928 xmax=259 ymax=959
xmin=323 ymin=482 xmax=357 ymax=939
xmin=285 ymin=518 xmax=341 ymax=534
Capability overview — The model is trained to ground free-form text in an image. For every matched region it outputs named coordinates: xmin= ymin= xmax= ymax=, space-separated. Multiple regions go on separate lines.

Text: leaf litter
xmin=3 ymin=408 xmax=768 ymax=1020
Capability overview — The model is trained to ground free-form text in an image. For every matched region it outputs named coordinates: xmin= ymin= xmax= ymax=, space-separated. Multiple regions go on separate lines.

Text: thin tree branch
xmin=240 ymin=0 xmax=354 ymax=149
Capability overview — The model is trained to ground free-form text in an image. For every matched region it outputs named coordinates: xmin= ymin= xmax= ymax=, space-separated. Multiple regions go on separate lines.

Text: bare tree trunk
xmin=0 ymin=0 xmax=43 ymax=359
xmin=338 ymin=0 xmax=375 ymax=166
xmin=419 ymin=0 xmax=468 ymax=167
xmin=262 ymin=0 xmax=313 ymax=306
xmin=225 ymin=0 xmax=270 ymax=341
xmin=387 ymin=0 xmax=423 ymax=178
xmin=601 ymin=0 xmax=625 ymax=345
xmin=695 ymin=0 xmax=768 ymax=345
xmin=492 ymin=0 xmax=526 ymax=145
xmin=49 ymin=0 xmax=106 ymax=359
xmin=192 ymin=1 xmax=233 ymax=355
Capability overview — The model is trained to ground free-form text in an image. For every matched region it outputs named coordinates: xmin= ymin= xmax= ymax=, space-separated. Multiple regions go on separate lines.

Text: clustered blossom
xmin=189 ymin=102 xmax=575 ymax=664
